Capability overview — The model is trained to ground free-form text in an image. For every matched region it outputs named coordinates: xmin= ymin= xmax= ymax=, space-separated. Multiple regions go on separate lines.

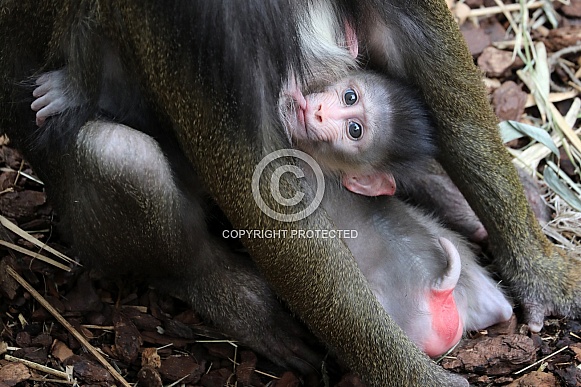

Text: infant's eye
xmin=348 ymin=121 xmax=362 ymax=139
xmin=344 ymin=88 xmax=357 ymax=106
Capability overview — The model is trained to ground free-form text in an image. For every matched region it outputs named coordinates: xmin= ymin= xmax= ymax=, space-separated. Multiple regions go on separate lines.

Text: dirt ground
xmin=1 ymin=1 xmax=581 ymax=386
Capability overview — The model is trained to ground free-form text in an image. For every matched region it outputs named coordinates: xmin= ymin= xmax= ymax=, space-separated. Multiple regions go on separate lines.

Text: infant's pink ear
xmin=342 ymin=172 xmax=396 ymax=196
xmin=344 ymin=20 xmax=359 ymax=59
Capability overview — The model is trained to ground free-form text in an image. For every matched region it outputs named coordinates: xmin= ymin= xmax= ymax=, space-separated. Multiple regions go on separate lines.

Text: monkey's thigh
xmin=65 ymin=120 xmax=199 ymax=275
xmin=66 ymin=120 xmax=320 ymax=371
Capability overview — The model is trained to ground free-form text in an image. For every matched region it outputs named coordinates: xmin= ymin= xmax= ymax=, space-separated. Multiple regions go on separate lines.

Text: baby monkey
xmin=32 ymin=68 xmax=512 ymax=357
xmin=279 ymin=70 xmax=513 ymax=356
xmin=280 ymin=70 xmax=434 ymax=197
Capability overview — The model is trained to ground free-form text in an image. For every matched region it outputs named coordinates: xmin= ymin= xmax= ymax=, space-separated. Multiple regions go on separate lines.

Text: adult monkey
xmin=1 ymin=1 xmax=580 ymax=387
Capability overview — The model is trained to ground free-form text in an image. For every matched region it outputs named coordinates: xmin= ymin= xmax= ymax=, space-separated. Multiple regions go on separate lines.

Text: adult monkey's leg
xmin=359 ymin=0 xmax=581 ymax=330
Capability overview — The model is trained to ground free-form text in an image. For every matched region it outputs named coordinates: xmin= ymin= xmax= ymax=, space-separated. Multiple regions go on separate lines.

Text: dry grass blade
xmin=6 ymin=266 xmax=131 ymax=387
xmin=514 ymin=346 xmax=569 ymax=375
xmin=5 ymin=354 xmax=70 ymax=381
xmin=0 ymin=240 xmax=70 ymax=271
xmin=0 ymin=167 xmax=43 ymax=185
xmin=524 ymin=91 xmax=578 ymax=108
xmin=548 ymin=103 xmax=581 ymax=153
xmin=467 ymin=1 xmax=544 ymax=18
xmin=544 ymin=166 xmax=581 ymax=211
xmin=29 ymin=378 xmax=74 ymax=385
xmin=0 ymin=215 xmax=78 ymax=265
xmin=544 ymin=193 xmax=581 ymax=253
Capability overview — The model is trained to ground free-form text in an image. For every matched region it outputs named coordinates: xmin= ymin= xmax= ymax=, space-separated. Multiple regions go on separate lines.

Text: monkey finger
xmin=30 ymin=95 xmax=48 ymax=112
xmin=34 ymin=72 xmax=52 ymax=86
xmin=33 ymin=74 xmax=61 ymax=98
xmin=470 ymin=225 xmax=488 ymax=243
xmin=33 ymin=96 xmax=67 ymax=118
xmin=446 ymin=373 xmax=470 ymax=386
xmin=34 ymin=70 xmax=64 ymax=89
xmin=521 ymin=300 xmax=545 ymax=333
xmin=506 ymin=246 xmax=581 ymax=333
xmin=35 ymin=116 xmax=46 ymax=127
xmin=32 ymin=83 xmax=50 ymax=98
xmin=34 ymin=100 xmax=66 ymax=127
